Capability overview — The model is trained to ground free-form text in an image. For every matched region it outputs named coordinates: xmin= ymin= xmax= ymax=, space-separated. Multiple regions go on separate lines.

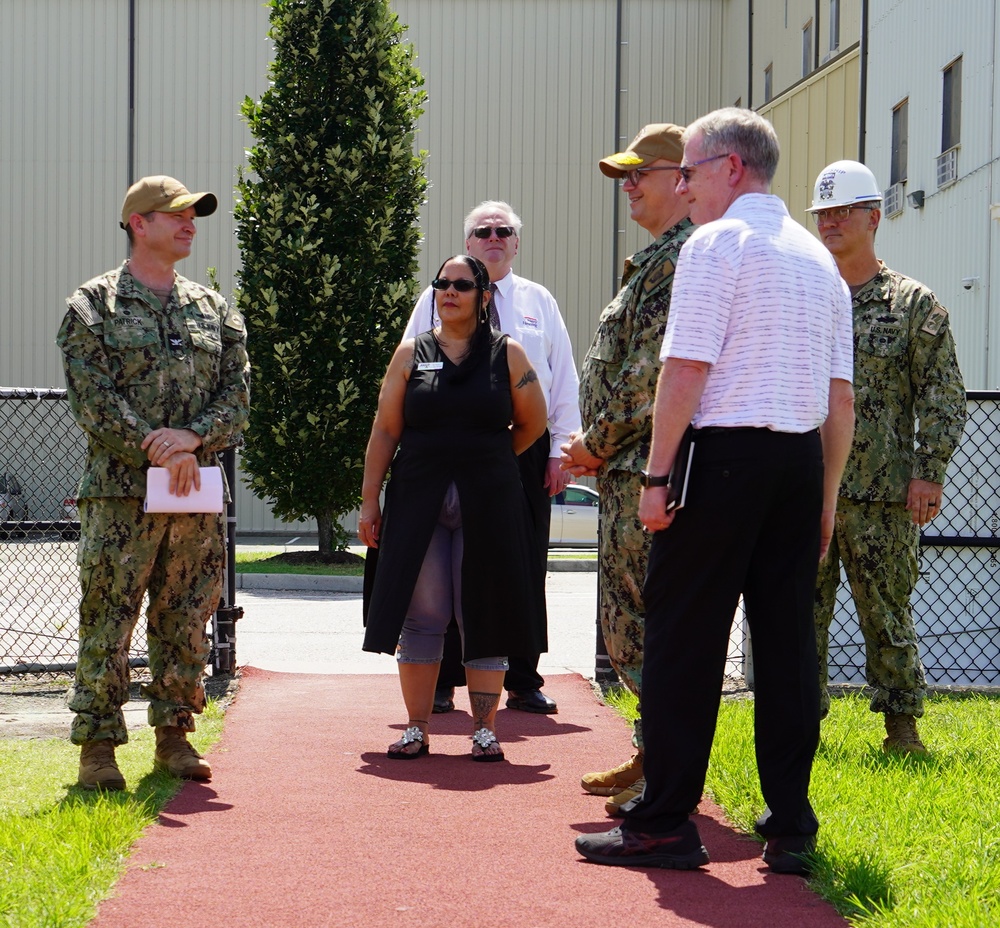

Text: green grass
xmin=233 ymin=548 xmax=596 ymax=575
xmin=234 ymin=550 xmax=365 ymax=576
xmin=0 ymin=705 xmax=223 ymax=928
xmin=605 ymin=688 xmax=1000 ymax=927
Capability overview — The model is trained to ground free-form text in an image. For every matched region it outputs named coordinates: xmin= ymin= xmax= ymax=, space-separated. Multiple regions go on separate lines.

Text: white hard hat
xmin=806 ymin=160 xmax=882 ymax=212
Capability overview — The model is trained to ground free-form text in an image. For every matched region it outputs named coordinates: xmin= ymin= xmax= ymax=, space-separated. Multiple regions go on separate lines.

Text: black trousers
xmin=624 ymin=428 xmax=823 ymax=838
xmin=437 ymin=431 xmax=551 ymax=692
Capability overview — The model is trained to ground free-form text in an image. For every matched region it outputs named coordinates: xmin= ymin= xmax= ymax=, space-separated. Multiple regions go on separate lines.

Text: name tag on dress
xmin=416 ymin=361 xmax=443 ymax=371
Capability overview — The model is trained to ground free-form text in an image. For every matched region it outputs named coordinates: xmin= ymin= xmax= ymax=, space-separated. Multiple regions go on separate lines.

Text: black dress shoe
xmin=432 ymin=687 xmax=455 ymax=714
xmin=505 ymin=689 xmax=558 ymax=714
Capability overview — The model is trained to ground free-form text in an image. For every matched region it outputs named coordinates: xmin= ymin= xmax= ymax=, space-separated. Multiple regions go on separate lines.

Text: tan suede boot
xmin=154 ymin=726 xmax=213 ymax=780
xmin=581 ymin=752 xmax=644 ymax=796
xmin=883 ymin=713 xmax=928 ymax=754
xmin=78 ymin=740 xmax=126 ymax=791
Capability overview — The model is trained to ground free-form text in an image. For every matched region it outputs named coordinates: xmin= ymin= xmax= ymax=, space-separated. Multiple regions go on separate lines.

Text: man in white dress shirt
xmin=403 ymin=200 xmax=581 ymax=714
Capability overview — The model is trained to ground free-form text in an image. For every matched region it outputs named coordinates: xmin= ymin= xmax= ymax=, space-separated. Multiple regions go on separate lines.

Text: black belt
xmin=695 ymin=426 xmax=763 ymax=434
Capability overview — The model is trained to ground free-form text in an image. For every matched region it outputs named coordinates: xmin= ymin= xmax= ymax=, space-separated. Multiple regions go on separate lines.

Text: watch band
xmin=640 ymin=470 xmax=671 ymax=488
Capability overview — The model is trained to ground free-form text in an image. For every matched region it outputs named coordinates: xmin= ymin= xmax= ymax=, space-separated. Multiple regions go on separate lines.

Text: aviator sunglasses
xmin=431 ymin=277 xmax=479 ymax=292
xmin=471 ymin=225 xmax=516 ymax=239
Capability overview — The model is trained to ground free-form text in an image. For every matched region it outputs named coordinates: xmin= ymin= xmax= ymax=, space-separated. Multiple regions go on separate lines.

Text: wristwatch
xmin=639 ymin=470 xmax=671 ymax=488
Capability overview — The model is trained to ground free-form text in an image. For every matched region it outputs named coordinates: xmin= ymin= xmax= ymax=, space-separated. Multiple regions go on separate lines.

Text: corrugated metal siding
xmin=865 ymin=0 xmax=997 ymax=389
xmin=613 ymin=0 xmax=729 ymax=281
xmin=393 ymin=0 xmax=618 ymax=361
xmin=762 ymin=48 xmax=861 ymax=218
xmin=0 ymin=0 xmax=127 ymax=389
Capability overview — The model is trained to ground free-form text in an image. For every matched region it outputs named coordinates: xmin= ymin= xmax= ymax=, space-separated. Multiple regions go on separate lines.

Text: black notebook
xmin=666 ymin=425 xmax=695 ymax=511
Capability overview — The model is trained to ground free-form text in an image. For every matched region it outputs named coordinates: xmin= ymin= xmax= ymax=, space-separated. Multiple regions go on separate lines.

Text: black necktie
xmin=488 ymin=283 xmax=501 ymax=330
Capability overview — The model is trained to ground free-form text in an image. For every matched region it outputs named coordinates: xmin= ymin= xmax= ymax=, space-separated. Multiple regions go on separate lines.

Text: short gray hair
xmin=683 ymin=107 xmax=780 ymax=184
xmin=463 ymin=200 xmax=523 ymax=239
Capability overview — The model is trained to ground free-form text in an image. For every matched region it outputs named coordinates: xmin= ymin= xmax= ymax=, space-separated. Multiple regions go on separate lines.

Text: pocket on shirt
xmin=586 ymin=302 xmax=627 ymax=364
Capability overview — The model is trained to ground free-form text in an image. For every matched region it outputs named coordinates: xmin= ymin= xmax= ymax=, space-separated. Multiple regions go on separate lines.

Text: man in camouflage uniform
xmin=562 ymin=124 xmax=692 ymax=812
xmin=57 ymin=176 xmax=250 ymax=790
xmin=808 ymin=161 xmax=966 ymax=753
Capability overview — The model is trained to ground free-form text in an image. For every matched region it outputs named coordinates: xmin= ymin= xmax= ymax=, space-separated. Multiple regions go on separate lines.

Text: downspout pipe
xmin=128 ymin=0 xmax=136 ymax=186
xmin=611 ymin=0 xmax=624 ymax=299
xmin=748 ymin=0 xmax=754 ymax=107
xmin=859 ymin=0 xmax=869 ymax=161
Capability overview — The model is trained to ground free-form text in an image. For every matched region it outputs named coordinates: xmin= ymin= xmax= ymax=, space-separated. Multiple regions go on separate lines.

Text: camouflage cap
xmin=120 ymin=175 xmax=218 ymax=228
xmin=599 ymin=124 xmax=685 ymax=178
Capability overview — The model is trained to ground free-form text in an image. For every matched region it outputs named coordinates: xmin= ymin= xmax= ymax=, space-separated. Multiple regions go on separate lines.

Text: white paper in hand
xmin=144 ymin=467 xmax=224 ymax=513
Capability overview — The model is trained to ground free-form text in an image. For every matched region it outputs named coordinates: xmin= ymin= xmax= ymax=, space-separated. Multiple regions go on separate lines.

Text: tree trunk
xmin=316 ymin=512 xmax=335 ymax=556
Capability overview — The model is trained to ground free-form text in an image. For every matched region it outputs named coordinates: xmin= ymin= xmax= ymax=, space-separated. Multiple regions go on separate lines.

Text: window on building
xmin=802 ymin=20 xmax=814 ymax=76
xmin=891 ymin=99 xmax=908 ymax=185
xmin=942 ymin=56 xmax=962 ymax=151
xmin=764 ymin=64 xmax=773 ymax=103
xmin=830 ymin=0 xmax=840 ymax=51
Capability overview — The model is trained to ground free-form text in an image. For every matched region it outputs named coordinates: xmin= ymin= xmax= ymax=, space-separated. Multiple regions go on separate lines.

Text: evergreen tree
xmin=235 ymin=0 xmax=427 ymax=555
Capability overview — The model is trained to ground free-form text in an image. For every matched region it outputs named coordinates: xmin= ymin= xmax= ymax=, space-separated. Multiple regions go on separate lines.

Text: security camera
xmin=961 ymin=277 xmax=979 ymax=291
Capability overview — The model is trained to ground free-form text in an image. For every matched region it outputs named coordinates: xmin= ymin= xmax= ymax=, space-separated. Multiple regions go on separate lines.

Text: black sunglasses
xmin=471 ymin=225 xmax=516 ymax=239
xmin=431 ymin=277 xmax=479 ymax=292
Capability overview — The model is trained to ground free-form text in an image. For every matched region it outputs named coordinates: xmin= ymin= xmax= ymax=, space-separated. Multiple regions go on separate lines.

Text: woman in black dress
xmin=360 ymin=255 xmax=547 ymax=762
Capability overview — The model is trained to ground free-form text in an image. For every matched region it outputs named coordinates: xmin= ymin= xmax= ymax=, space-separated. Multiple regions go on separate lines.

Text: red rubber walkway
xmin=91 ymin=669 xmax=848 ymax=928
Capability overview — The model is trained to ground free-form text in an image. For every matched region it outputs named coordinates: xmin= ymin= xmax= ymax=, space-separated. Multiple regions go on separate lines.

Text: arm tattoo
xmin=515 ymin=367 xmax=539 ymax=390
xmin=469 ymin=690 xmax=500 ymax=728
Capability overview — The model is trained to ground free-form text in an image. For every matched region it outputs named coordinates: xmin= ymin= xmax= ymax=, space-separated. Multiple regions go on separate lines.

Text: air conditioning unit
xmin=883 ymin=182 xmax=904 ymax=217
xmin=936 ymin=148 xmax=958 ymax=188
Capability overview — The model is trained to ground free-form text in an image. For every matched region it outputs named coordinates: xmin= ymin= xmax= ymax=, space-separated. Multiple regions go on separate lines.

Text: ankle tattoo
xmin=469 ymin=691 xmax=500 ymax=728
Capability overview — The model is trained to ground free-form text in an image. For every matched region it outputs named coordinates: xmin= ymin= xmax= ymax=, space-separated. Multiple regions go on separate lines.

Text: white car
xmin=549 ymin=484 xmax=599 ymax=546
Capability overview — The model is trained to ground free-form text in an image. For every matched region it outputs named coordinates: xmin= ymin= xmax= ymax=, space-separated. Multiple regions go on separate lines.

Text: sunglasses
xmin=678 ymin=153 xmax=731 ymax=183
xmin=471 ymin=225 xmax=516 ymax=239
xmin=431 ymin=277 xmax=479 ymax=292
xmin=623 ymin=166 xmax=682 ymax=186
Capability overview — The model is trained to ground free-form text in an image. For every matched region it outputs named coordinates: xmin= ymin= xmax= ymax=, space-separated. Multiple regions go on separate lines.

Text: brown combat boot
xmin=883 ymin=713 xmax=928 ymax=754
xmin=581 ymin=752 xmax=644 ymax=796
xmin=78 ymin=740 xmax=126 ymax=791
xmin=154 ymin=726 xmax=213 ymax=780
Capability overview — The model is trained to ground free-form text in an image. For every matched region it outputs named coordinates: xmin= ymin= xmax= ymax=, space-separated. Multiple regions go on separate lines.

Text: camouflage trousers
xmin=597 ymin=468 xmax=650 ymax=751
xmin=814 ymin=498 xmax=926 ymax=719
xmin=67 ymin=497 xmax=225 ymax=745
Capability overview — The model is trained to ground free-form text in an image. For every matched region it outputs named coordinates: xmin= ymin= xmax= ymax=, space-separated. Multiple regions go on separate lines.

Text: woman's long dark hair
xmin=432 ymin=254 xmax=493 ymax=380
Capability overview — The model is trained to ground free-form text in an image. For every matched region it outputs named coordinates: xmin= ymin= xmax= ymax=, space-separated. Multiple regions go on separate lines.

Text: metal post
xmin=594 ymin=503 xmax=618 ymax=686
xmin=212 ymin=449 xmax=243 ymax=674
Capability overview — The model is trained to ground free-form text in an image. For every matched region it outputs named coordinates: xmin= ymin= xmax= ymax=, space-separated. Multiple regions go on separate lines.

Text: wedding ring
xmin=164 ymin=441 xmax=171 ymax=448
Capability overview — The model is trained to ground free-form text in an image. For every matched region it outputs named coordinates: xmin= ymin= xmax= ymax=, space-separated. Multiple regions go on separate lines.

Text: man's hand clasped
xmin=142 ymin=428 xmax=202 ymax=497
xmin=559 ymin=431 xmax=604 ymax=479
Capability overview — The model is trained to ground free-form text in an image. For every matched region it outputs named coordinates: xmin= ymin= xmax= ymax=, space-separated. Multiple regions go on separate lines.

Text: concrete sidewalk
xmin=234 ymin=570 xmax=600 ymax=679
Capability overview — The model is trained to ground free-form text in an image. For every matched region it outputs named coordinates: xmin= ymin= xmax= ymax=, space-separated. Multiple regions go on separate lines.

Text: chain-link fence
xmin=0 ymin=388 xmax=121 ymax=681
xmin=828 ymin=392 xmax=1000 ymax=688
xmin=4 ymin=389 xmax=999 ymax=691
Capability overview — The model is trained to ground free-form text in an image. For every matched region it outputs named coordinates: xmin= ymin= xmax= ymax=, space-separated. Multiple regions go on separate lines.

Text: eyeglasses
xmin=623 ymin=166 xmax=682 ymax=186
xmin=811 ymin=205 xmax=877 ymax=225
xmin=678 ymin=153 xmax=731 ymax=183
xmin=471 ymin=225 xmax=516 ymax=239
xmin=431 ymin=277 xmax=478 ymax=292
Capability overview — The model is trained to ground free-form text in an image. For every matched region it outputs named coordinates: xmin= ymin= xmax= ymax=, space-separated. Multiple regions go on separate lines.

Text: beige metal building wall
xmin=613 ymin=0 xmax=731 ymax=280
xmin=864 ymin=0 xmax=997 ymax=389
xmin=0 ymin=0 xmax=128 ymax=388
xmin=392 ymin=0 xmax=619 ymax=360
xmin=762 ymin=48 xmax=861 ymax=218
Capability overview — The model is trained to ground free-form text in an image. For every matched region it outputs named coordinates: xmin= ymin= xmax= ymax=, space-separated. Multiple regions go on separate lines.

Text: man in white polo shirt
xmin=576 ymin=108 xmax=855 ymax=874
xmin=404 ymin=200 xmax=581 ymax=715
